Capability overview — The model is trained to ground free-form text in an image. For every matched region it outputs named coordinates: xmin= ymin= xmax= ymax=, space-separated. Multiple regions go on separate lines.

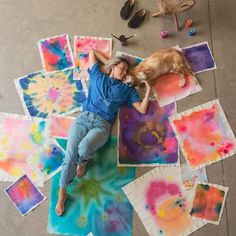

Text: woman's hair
xmin=102 ymin=56 xmax=129 ymax=75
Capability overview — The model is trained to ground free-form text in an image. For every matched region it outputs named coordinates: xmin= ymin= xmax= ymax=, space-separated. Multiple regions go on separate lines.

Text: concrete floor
xmin=0 ymin=0 xmax=236 ymax=235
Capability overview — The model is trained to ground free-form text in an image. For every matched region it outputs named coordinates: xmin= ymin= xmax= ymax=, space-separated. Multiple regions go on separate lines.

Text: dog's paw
xmin=179 ymin=74 xmax=187 ymax=87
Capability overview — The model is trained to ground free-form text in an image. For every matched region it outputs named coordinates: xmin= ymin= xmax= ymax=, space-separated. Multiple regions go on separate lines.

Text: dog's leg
xmin=179 ymin=74 xmax=187 ymax=87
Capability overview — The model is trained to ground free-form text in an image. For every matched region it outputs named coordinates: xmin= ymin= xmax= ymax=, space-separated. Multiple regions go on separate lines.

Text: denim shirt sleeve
xmin=87 ymin=63 xmax=102 ymax=81
xmin=126 ymin=87 xmax=141 ymax=107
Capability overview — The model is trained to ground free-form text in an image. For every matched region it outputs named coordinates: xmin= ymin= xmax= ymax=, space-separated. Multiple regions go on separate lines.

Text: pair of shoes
xmin=120 ymin=0 xmax=147 ymax=28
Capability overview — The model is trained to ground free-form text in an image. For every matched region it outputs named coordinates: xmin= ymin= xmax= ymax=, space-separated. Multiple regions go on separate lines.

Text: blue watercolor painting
xmin=47 ymin=136 xmax=135 ymax=236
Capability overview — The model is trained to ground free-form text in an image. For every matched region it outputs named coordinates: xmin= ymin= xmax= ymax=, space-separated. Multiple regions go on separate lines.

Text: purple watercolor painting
xmin=182 ymin=42 xmax=216 ymax=74
xmin=118 ymin=101 xmax=179 ymax=166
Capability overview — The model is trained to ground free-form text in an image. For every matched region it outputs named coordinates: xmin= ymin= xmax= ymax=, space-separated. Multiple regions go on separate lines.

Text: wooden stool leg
xmin=173 ymin=13 xmax=181 ymax=31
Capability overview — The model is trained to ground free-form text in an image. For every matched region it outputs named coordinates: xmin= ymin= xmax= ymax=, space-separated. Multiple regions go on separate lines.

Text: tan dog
xmin=125 ymin=48 xmax=196 ymax=87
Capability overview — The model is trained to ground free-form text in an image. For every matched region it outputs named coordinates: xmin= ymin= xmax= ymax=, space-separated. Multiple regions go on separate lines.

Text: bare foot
xmin=76 ymin=162 xmax=88 ymax=178
xmin=55 ymin=188 xmax=67 ymax=216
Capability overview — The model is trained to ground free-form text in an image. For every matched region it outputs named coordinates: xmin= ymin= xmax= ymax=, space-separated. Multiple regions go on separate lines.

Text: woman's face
xmin=112 ymin=62 xmax=129 ymax=80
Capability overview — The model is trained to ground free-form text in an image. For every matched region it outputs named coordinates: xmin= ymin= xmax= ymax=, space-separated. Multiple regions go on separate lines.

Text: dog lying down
xmin=124 ymin=48 xmax=197 ymax=87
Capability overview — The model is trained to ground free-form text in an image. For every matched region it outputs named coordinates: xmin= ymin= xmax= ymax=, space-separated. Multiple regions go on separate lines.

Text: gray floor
xmin=0 ymin=0 xmax=235 ymax=235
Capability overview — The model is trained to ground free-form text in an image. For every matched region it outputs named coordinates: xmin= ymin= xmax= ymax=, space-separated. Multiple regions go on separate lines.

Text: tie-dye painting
xmin=118 ymin=101 xmax=179 ymax=166
xmin=122 ymin=167 xmax=206 ymax=236
xmin=15 ymin=69 xmax=86 ymax=118
xmin=182 ymin=42 xmax=217 ymax=74
xmin=190 ymin=183 xmax=228 ymax=225
xmin=0 ymin=113 xmax=48 ymax=186
xmin=169 ymin=99 xmax=236 ymax=169
xmin=27 ymin=140 xmax=65 ymax=183
xmin=153 ymin=73 xmax=202 ymax=107
xmin=181 ymin=163 xmax=208 ymax=189
xmin=48 ymin=136 xmax=135 ymax=236
xmin=4 ymin=175 xmax=46 ymax=216
xmin=38 ymin=34 xmax=75 ymax=72
xmin=74 ymin=36 xmax=112 ymax=80
xmin=48 ymin=115 xmax=75 ymax=139
xmin=115 ymin=51 xmax=143 ymax=68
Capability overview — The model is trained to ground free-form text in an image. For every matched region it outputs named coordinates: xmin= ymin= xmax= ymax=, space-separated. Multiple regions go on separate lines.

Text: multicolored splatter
xmin=169 ymin=99 xmax=236 ymax=169
xmin=0 ymin=113 xmax=47 ymax=185
xmin=190 ymin=183 xmax=228 ymax=225
xmin=153 ymin=73 xmax=201 ymax=107
xmin=181 ymin=163 xmax=208 ymax=189
xmin=15 ymin=69 xmax=86 ymax=118
xmin=38 ymin=34 xmax=74 ymax=72
xmin=182 ymin=42 xmax=217 ymax=74
xmin=27 ymin=140 xmax=65 ymax=183
xmin=74 ymin=36 xmax=112 ymax=80
xmin=5 ymin=175 xmax=46 ymax=216
xmin=122 ymin=167 xmax=206 ymax=236
xmin=118 ymin=101 xmax=178 ymax=166
xmin=47 ymin=136 xmax=135 ymax=236
xmin=48 ymin=115 xmax=75 ymax=139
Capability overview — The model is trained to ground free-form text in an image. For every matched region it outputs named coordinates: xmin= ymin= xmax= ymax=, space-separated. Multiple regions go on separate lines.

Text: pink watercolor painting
xmin=190 ymin=183 xmax=228 ymax=225
xmin=5 ymin=175 xmax=46 ymax=216
xmin=0 ymin=113 xmax=48 ymax=186
xmin=122 ymin=167 xmax=206 ymax=236
xmin=153 ymin=73 xmax=201 ymax=107
xmin=38 ymin=34 xmax=75 ymax=72
xmin=74 ymin=36 xmax=112 ymax=80
xmin=169 ymin=99 xmax=236 ymax=169
xmin=48 ymin=115 xmax=75 ymax=139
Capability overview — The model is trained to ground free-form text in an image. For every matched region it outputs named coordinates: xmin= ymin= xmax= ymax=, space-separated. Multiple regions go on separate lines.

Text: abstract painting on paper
xmin=169 ymin=99 xmax=236 ymax=169
xmin=15 ymin=69 xmax=86 ymax=118
xmin=48 ymin=136 xmax=135 ymax=236
xmin=115 ymin=51 xmax=143 ymax=67
xmin=181 ymin=163 xmax=208 ymax=189
xmin=190 ymin=183 xmax=228 ymax=225
xmin=0 ymin=113 xmax=47 ymax=185
xmin=182 ymin=42 xmax=217 ymax=74
xmin=153 ymin=73 xmax=202 ymax=107
xmin=38 ymin=34 xmax=75 ymax=72
xmin=5 ymin=175 xmax=46 ymax=216
xmin=48 ymin=115 xmax=75 ymax=139
xmin=74 ymin=36 xmax=112 ymax=80
xmin=122 ymin=167 xmax=206 ymax=236
xmin=27 ymin=140 xmax=65 ymax=183
xmin=118 ymin=101 xmax=178 ymax=166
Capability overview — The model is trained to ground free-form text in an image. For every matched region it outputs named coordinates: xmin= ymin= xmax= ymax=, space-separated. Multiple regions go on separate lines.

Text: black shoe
xmin=128 ymin=9 xmax=147 ymax=28
xmin=120 ymin=0 xmax=135 ymax=20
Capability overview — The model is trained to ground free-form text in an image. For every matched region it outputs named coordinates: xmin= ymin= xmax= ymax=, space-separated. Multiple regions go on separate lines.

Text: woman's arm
xmin=89 ymin=49 xmax=109 ymax=69
xmin=132 ymin=81 xmax=152 ymax=114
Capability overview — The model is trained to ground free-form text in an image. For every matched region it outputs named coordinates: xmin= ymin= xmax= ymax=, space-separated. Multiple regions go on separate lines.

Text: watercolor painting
xmin=15 ymin=69 xmax=86 ymax=118
xmin=38 ymin=34 xmax=75 ymax=72
xmin=27 ymin=140 xmax=65 ymax=183
xmin=169 ymin=99 xmax=236 ymax=169
xmin=182 ymin=42 xmax=217 ymax=74
xmin=181 ymin=163 xmax=208 ymax=189
xmin=4 ymin=175 xmax=46 ymax=216
xmin=0 ymin=113 xmax=48 ymax=186
xmin=153 ymin=73 xmax=202 ymax=107
xmin=115 ymin=51 xmax=143 ymax=68
xmin=48 ymin=115 xmax=75 ymax=139
xmin=190 ymin=183 xmax=228 ymax=225
xmin=48 ymin=136 xmax=135 ymax=236
xmin=118 ymin=101 xmax=179 ymax=166
xmin=122 ymin=167 xmax=206 ymax=236
xmin=74 ymin=36 xmax=112 ymax=80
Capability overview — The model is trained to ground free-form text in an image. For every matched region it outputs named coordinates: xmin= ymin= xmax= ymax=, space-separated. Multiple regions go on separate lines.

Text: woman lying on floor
xmin=56 ymin=48 xmax=152 ymax=216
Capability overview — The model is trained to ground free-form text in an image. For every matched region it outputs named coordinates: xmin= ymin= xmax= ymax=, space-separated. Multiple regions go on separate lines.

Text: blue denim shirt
xmin=83 ymin=63 xmax=141 ymax=124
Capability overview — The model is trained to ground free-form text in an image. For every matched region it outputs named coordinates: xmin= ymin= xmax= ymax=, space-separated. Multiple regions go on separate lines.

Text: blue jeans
xmin=59 ymin=111 xmax=111 ymax=188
